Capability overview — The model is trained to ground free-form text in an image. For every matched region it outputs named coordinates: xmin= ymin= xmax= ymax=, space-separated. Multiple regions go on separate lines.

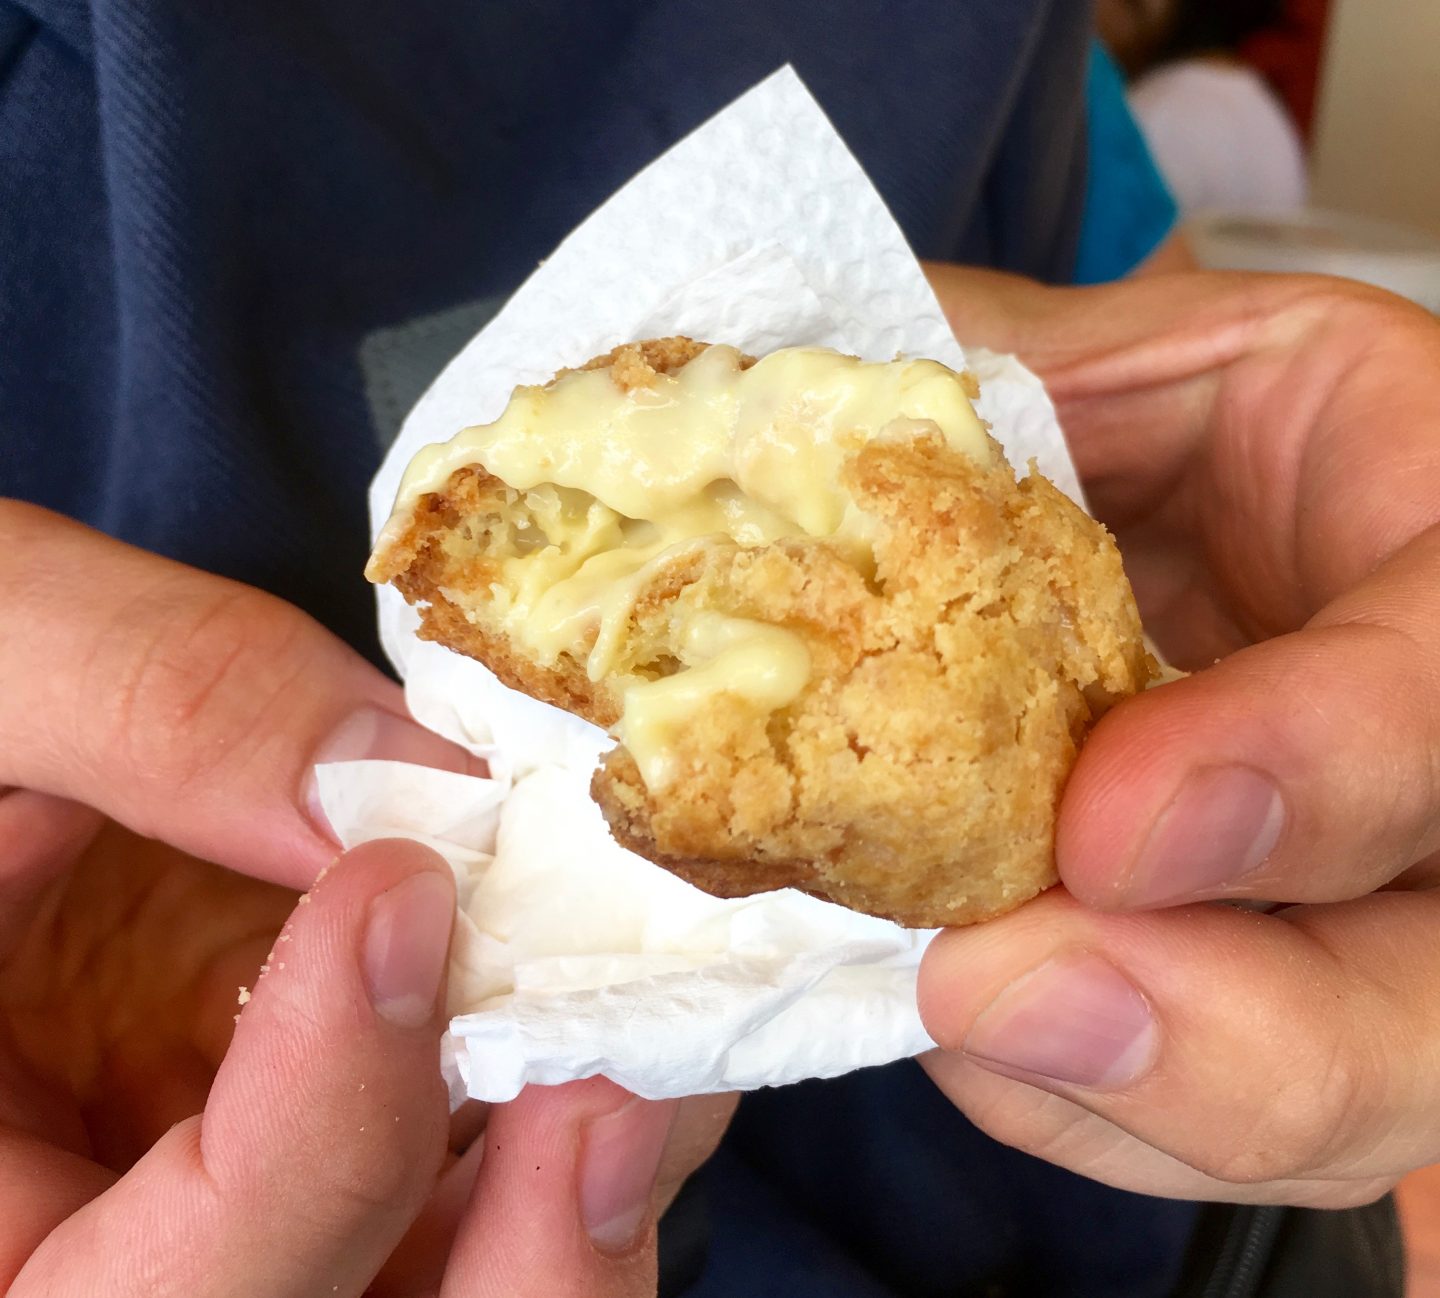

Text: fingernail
xmin=964 ymin=953 xmax=1157 ymax=1090
xmin=361 ymin=871 xmax=455 ymax=1028
xmin=580 ymin=1095 xmax=679 ymax=1254
xmin=304 ymin=705 xmax=485 ymax=840
xmin=1124 ymin=766 xmax=1285 ymax=906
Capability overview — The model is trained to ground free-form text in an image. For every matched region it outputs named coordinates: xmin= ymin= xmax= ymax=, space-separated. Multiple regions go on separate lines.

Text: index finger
xmin=0 ymin=502 xmax=478 ymax=888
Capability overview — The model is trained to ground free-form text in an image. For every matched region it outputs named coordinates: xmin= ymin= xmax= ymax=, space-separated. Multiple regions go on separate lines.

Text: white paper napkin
xmin=322 ymin=66 xmax=1079 ymax=1104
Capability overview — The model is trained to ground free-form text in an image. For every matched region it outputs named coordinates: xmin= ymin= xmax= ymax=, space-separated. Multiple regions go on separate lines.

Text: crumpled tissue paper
xmin=314 ymin=65 xmax=1081 ymax=1104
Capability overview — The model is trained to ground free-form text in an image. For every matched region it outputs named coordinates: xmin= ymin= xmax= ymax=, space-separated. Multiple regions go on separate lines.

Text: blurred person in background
xmin=1097 ymin=0 xmax=1310 ymax=214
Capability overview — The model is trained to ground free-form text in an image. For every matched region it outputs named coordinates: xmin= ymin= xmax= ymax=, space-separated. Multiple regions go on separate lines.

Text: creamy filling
xmin=382 ymin=344 xmax=991 ymax=788
xmin=617 ymin=614 xmax=813 ymax=788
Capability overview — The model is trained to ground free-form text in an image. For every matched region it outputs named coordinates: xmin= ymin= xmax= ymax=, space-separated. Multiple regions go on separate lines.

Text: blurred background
xmin=1096 ymin=0 xmax=1440 ymax=311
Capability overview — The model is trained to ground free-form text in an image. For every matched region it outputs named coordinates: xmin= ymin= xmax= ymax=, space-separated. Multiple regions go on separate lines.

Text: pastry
xmin=367 ymin=337 xmax=1153 ymax=927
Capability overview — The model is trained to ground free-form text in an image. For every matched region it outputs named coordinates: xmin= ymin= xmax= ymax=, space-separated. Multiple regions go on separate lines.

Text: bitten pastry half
xmin=367 ymin=337 xmax=1154 ymax=928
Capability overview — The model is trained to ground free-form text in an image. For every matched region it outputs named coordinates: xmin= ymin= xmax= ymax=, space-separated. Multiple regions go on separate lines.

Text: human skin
xmin=0 ymin=505 xmax=732 ymax=1297
xmin=919 ymin=265 xmax=1440 ymax=1207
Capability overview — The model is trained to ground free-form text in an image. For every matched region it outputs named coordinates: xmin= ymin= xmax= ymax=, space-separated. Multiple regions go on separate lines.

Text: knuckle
xmin=98 ymin=582 xmax=317 ymax=797
xmin=292 ymin=1102 xmax=445 ymax=1226
xmin=1192 ymin=1038 xmax=1373 ymax=1185
xmin=1285 ymin=274 xmax=1422 ymax=325
xmin=963 ymin=1076 xmax=1119 ymax=1175
xmin=1009 ymin=1105 xmax=1106 ymax=1170
xmin=312 ymin=1147 xmax=418 ymax=1219
xmin=1255 ymin=275 xmax=1438 ymax=372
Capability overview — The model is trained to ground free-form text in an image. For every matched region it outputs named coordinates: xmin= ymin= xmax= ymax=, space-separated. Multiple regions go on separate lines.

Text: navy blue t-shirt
xmin=1 ymin=2 xmax=1197 ymax=1294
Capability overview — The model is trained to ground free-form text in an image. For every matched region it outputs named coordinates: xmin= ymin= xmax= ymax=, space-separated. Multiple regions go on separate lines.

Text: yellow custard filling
xmin=375 ymin=344 xmax=992 ymax=787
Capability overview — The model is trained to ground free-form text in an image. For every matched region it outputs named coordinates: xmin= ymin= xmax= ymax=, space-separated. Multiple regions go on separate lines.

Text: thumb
xmin=1058 ymin=527 xmax=1440 ymax=909
xmin=14 ymin=839 xmax=456 ymax=1298
xmin=442 ymin=1079 xmax=680 ymax=1298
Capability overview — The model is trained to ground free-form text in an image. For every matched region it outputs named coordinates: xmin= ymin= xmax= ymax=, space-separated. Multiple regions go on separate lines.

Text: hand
xmin=917 ymin=266 xmax=1440 ymax=1207
xmin=0 ymin=502 xmax=728 ymax=1294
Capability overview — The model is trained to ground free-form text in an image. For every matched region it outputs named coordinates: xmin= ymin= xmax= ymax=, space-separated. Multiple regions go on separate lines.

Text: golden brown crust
xmin=391 ymin=467 xmax=623 ymax=724
xmin=558 ymin=335 xmax=752 ymax=392
xmin=594 ymin=748 xmax=821 ymax=899
xmin=371 ymin=339 xmax=1155 ymax=927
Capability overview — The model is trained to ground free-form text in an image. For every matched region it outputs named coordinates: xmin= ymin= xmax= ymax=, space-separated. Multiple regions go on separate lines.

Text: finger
xmin=925 ymin=261 xmax=1249 ymax=368
xmin=921 ymin=1055 xmax=1396 ymax=1208
xmin=83 ymin=1034 xmax=214 ymax=1171
xmin=918 ymin=889 xmax=1440 ymax=1199
xmin=0 ymin=790 xmax=103 ymax=953
xmin=925 ymin=268 xmax=1440 ymax=906
xmin=370 ymin=1139 xmax=487 ymax=1298
xmin=1059 ymin=526 xmax=1440 ymax=909
xmin=0 ymin=1133 xmax=115 ymax=1291
xmin=442 ymin=1078 xmax=679 ymax=1298
xmin=924 ymin=265 xmax=1269 ymax=489
xmin=926 ymin=266 xmax=1440 ymax=586
xmin=654 ymin=1092 xmax=736 ymax=1216
xmin=13 ymin=839 xmax=457 ymax=1298
xmin=366 ymin=1103 xmax=492 ymax=1297
xmin=0 ymin=502 xmax=480 ymax=889
xmin=923 ymin=263 xmax=1410 ymax=424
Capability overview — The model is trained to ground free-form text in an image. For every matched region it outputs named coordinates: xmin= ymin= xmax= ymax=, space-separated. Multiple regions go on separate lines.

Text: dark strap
xmin=1172 ymin=1198 xmax=1403 ymax=1298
